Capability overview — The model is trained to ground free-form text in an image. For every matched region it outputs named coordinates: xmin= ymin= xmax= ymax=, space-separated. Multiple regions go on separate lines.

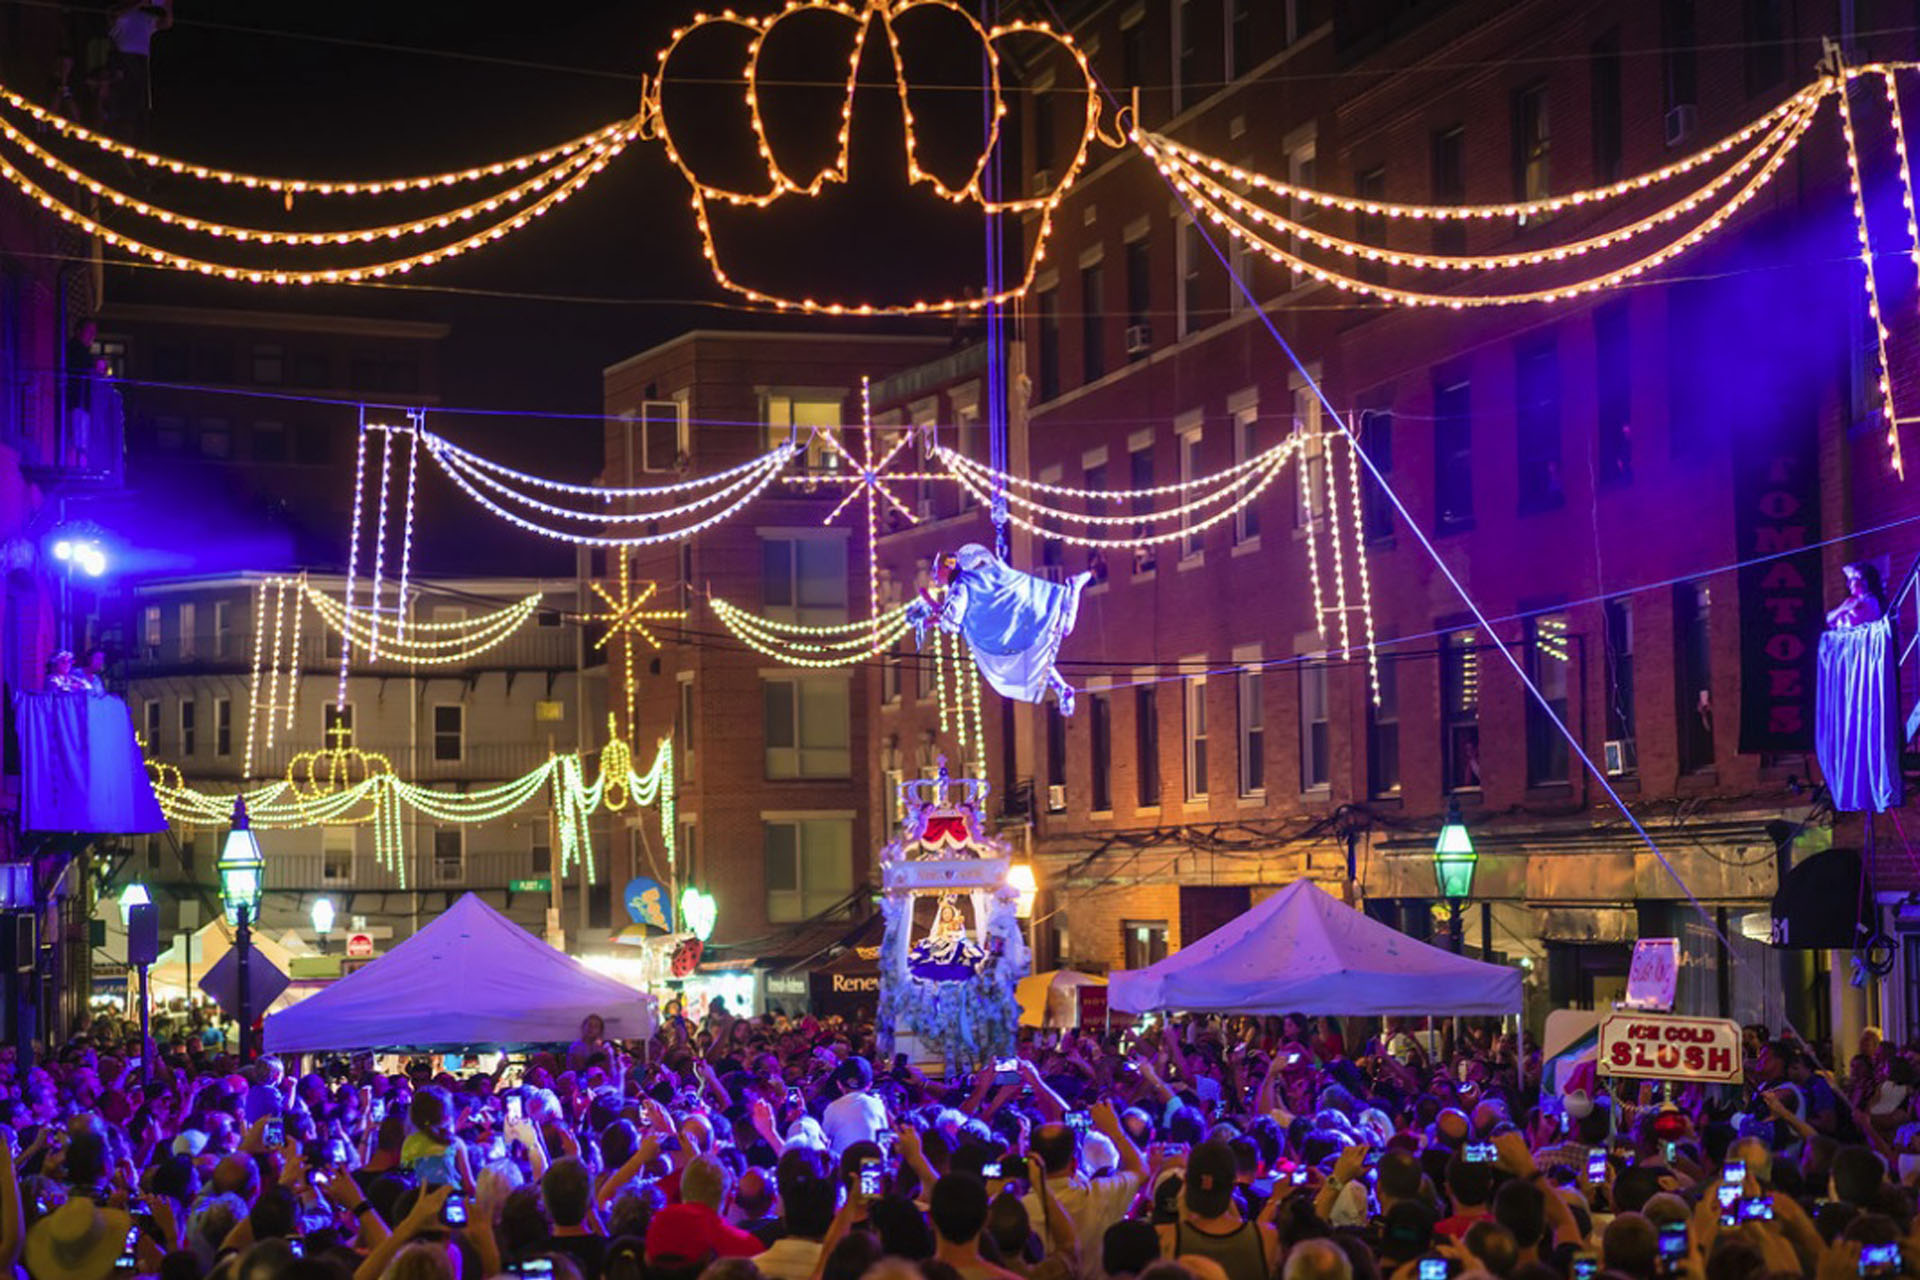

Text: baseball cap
xmin=1184 ymin=1140 xmax=1239 ymax=1218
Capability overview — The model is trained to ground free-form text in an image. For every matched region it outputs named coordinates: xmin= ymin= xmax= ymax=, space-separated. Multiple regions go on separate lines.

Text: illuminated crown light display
xmin=877 ymin=760 xmax=1029 ymax=1069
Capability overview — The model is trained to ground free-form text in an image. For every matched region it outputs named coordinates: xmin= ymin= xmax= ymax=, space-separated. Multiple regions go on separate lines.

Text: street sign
xmin=1623 ymin=938 xmax=1680 ymax=1011
xmin=199 ymin=945 xmax=289 ymax=1023
xmin=344 ymin=934 xmax=374 ymax=959
xmin=1597 ymin=1010 xmax=1741 ymax=1083
xmin=511 ymin=878 xmax=552 ymax=894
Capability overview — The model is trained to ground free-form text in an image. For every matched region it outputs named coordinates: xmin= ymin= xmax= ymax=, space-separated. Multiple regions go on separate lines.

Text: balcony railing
xmin=265 ymin=847 xmax=551 ymax=892
xmin=165 ymin=741 xmax=566 ymax=784
xmin=127 ymin=623 xmax=578 ymax=675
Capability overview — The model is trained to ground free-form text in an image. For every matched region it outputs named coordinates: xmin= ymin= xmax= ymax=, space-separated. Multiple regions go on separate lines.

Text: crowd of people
xmin=0 ymin=1007 xmax=1914 ymax=1280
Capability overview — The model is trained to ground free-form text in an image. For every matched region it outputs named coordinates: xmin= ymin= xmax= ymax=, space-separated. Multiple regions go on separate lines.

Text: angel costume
xmin=907 ymin=544 xmax=1091 ymax=714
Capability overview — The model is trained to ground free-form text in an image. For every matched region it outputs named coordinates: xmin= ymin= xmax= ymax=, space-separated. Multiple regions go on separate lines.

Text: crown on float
xmin=899 ymin=755 xmax=989 ymax=812
xmin=646 ymin=0 xmax=1103 ymax=315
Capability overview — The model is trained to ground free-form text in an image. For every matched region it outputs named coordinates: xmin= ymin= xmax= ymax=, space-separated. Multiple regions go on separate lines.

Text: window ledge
xmin=1134 ymin=805 xmax=1162 ymax=818
xmin=1299 ymin=787 xmax=1332 ymax=805
xmin=1231 ymin=538 xmax=1262 ymax=558
xmin=1087 ymin=581 xmax=1110 ymax=596
xmin=1367 ymin=793 xmax=1404 ymax=809
xmin=1237 ymin=793 xmax=1267 ymax=808
xmin=1177 ymin=553 xmax=1205 ymax=572
xmin=1133 ymin=569 xmax=1158 ymax=584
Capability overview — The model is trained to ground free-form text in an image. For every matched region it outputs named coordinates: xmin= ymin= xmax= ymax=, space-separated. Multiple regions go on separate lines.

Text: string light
xmin=0 ymin=112 xmax=617 ymax=246
xmin=0 ymin=81 xmax=631 ymax=194
xmin=1136 ymin=86 xmax=1820 ymax=222
xmin=338 ymin=419 xmax=371 ymax=701
xmin=431 ymin=434 xmax=790 ymax=524
xmin=262 ymin=576 xmax=292 ymax=758
xmin=1155 ymin=99 xmax=1816 ymax=309
xmin=648 ymin=0 xmax=1104 ymax=314
xmin=244 ymin=580 xmax=269 ymax=780
xmin=429 ymin=436 xmax=797 ymax=546
xmin=426 ymin=430 xmax=798 ymax=499
xmin=1319 ymin=433 xmax=1351 ymax=656
xmin=397 ymin=420 xmax=421 ymax=643
xmin=710 ymin=598 xmax=913 ymax=667
xmin=305 ymin=585 xmax=541 ymax=664
xmin=1297 ymin=432 xmax=1327 ymax=644
xmin=368 ymin=426 xmax=396 ymax=659
xmin=1835 ymin=66 xmax=1907 ymax=478
xmin=1146 ymin=97 xmax=1818 ymax=275
xmin=940 ymin=439 xmax=1295 ymax=531
xmin=1341 ymin=430 xmax=1382 ymax=704
xmin=0 ymin=130 xmax=634 ymax=285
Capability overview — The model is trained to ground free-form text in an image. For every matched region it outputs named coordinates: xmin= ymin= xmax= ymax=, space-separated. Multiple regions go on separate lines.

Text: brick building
xmin=1005 ymin=0 xmax=1916 ymax=1044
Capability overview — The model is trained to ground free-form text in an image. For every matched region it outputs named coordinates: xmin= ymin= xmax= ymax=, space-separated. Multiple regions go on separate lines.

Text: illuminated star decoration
xmin=590 ymin=552 xmax=686 ymax=740
xmin=801 ymin=375 xmax=937 ymax=639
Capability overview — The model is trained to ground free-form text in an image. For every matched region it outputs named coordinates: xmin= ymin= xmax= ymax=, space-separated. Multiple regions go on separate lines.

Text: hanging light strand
xmin=1835 ymin=66 xmax=1907 ymax=478
xmin=428 ymin=435 xmax=793 ymax=524
xmin=1342 ymin=431 xmax=1383 ymax=704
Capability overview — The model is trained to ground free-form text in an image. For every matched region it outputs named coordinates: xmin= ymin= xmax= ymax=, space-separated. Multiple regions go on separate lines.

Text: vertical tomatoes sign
xmin=1597 ymin=1011 xmax=1742 ymax=1083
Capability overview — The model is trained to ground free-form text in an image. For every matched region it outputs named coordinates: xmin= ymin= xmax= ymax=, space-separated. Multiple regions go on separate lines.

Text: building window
xmin=1744 ymin=0 xmax=1785 ymax=95
xmin=1032 ymin=81 xmax=1056 ymax=182
xmin=763 ymin=391 xmax=843 ymax=470
xmin=1525 ymin=611 xmax=1572 ymax=785
xmin=678 ymin=676 xmax=696 ymax=778
xmin=881 ymin=642 xmax=902 ymax=704
xmin=1081 ymin=261 xmax=1106 ymax=384
xmin=1045 ymin=703 xmax=1067 ymax=806
xmin=1298 ymin=662 xmax=1328 ymax=791
xmin=1233 ymin=404 xmax=1260 ymax=545
xmin=1229 ymin=231 xmax=1252 ymax=314
xmin=1135 ymin=685 xmax=1161 ymax=808
xmin=1130 ymin=441 xmax=1158 ymax=573
xmin=1179 ymin=424 xmax=1204 ymax=559
xmin=1285 ymin=132 xmax=1317 ymax=286
xmin=761 ymin=536 xmax=848 ymax=625
xmin=142 ymin=699 xmax=161 ymax=753
xmin=1604 ymin=598 xmax=1637 ymax=767
xmin=1089 ymin=689 xmax=1113 ymax=812
xmin=1591 ymin=31 xmax=1623 ymax=184
xmin=1512 ymin=81 xmax=1550 ymax=204
xmin=1441 ymin=631 xmax=1482 ymax=792
xmin=530 ymin=820 xmax=552 ymax=875
xmin=1434 ymin=375 xmax=1473 ymax=533
xmin=763 ymin=675 xmax=851 ymax=778
xmin=198 ymin=421 xmax=231 ymax=460
xmin=177 ymin=602 xmax=196 ymax=658
xmin=1123 ymin=919 xmax=1169 ymax=969
xmin=763 ymin=818 xmax=853 ymax=922
xmin=1663 ymin=0 xmax=1698 ymax=115
xmin=432 ymin=704 xmax=464 ymax=763
xmin=1516 ymin=338 xmax=1563 ymax=513
xmin=1596 ymin=300 xmax=1632 ymax=485
xmin=1178 ymin=218 xmax=1203 ymax=338
xmin=1121 ymin=17 xmax=1147 ymax=117
xmin=1037 ymin=286 xmax=1061 ymax=403
xmin=254 ymin=420 xmax=287 ymax=463
xmin=1125 ymin=236 xmax=1151 ymax=358
xmin=1367 ymin=655 xmax=1400 ymax=797
xmin=213 ymin=600 xmax=233 ymax=659
xmin=251 ymin=344 xmax=284 ymax=385
xmin=1227 ymin=0 xmax=1255 ymax=79
xmin=1238 ymin=662 xmax=1266 ymax=796
xmin=1183 ymin=674 xmax=1209 ymax=800
xmin=1430 ymin=125 xmax=1466 ymax=254
xmin=1354 ymin=165 xmax=1387 ymax=284
xmin=433 ymin=828 xmax=463 ymax=883
xmin=178 ymin=700 xmax=196 ymax=756
xmin=214 ymin=697 xmax=232 ymax=758
xmin=1668 ymin=279 xmax=1711 ymax=458
xmin=1292 ymin=389 xmax=1326 ymax=531
xmin=323 ymin=703 xmax=354 ymax=750
xmin=142 ymin=605 xmax=161 ymax=650
xmin=1174 ymin=0 xmax=1198 ymax=111
xmin=1359 ymin=410 xmax=1393 ymax=543
xmin=322 ymin=827 xmax=354 ymax=884
xmin=1675 ymin=581 xmax=1714 ymax=772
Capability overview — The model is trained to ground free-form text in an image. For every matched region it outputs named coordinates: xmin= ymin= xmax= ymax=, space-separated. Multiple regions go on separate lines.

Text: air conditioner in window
xmin=1664 ymin=104 xmax=1697 ymax=148
xmin=1125 ymin=323 xmax=1153 ymax=355
xmin=1031 ymin=168 xmax=1053 ymax=196
xmin=1047 ymin=784 xmax=1067 ymax=812
xmin=1603 ymin=738 xmax=1638 ymax=776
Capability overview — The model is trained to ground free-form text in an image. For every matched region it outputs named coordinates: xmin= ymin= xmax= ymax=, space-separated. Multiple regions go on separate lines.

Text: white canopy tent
xmin=1107 ymin=880 xmax=1523 ymax=1017
xmin=264 ymin=893 xmax=657 ymax=1053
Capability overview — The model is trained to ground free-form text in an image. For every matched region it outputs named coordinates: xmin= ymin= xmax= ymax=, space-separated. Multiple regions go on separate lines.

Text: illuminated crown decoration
xmin=647 ymin=0 xmax=1104 ymax=315
xmin=287 ymin=743 xmax=395 ymax=804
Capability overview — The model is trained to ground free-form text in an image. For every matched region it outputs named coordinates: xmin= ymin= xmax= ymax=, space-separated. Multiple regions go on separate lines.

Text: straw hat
xmin=24 ymin=1199 xmax=131 ymax=1280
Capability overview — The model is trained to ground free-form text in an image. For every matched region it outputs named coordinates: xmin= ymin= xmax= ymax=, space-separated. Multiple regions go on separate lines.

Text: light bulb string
xmin=1148 ymin=95 xmax=1818 ymax=274
xmin=933 ymin=437 xmax=1294 ymax=500
xmin=305 ymin=586 xmax=540 ymax=636
xmin=430 ymin=434 xmax=792 ymax=523
xmin=940 ymin=438 xmax=1297 ymax=525
xmin=1164 ymin=102 xmax=1812 ymax=308
xmin=423 ymin=430 xmax=798 ymax=499
xmin=0 ymin=113 xmax=616 ymax=246
xmin=0 ymin=79 xmax=633 ymax=195
xmin=1134 ymin=79 xmax=1826 ymax=222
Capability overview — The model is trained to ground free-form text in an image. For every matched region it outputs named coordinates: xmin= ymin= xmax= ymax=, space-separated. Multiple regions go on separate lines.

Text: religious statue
xmin=905 ymin=543 xmax=1091 ymax=714
xmin=1825 ymin=561 xmax=1887 ymax=630
xmin=907 ymin=894 xmax=989 ymax=982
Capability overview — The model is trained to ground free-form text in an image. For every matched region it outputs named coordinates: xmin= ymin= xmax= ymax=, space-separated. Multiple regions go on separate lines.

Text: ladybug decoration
xmin=671 ymin=937 xmax=704 ymax=978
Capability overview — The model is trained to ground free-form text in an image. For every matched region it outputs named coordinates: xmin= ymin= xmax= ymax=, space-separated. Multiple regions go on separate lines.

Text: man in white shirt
xmin=1017 ymin=1064 xmax=1146 ymax=1279
xmin=820 ymin=1056 xmax=889 ymax=1156
xmin=752 ymin=1148 xmax=839 ymax=1280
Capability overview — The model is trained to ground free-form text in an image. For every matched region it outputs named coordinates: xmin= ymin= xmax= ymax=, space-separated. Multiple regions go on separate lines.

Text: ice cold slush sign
xmin=1598 ymin=1011 xmax=1742 ymax=1083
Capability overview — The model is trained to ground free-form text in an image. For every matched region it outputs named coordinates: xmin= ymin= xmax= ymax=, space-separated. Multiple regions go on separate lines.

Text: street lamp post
xmin=1434 ymin=797 xmax=1477 ymax=955
xmin=311 ymin=897 xmax=335 ymax=955
xmin=219 ymin=797 xmax=265 ymax=1061
xmin=118 ymin=884 xmax=153 ymax=1082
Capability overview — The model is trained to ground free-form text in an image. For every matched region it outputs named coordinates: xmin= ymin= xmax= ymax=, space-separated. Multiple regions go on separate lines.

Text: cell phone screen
xmin=264 ymin=1119 xmax=284 ymax=1148
xmin=1587 ymin=1151 xmax=1607 ymax=1181
xmin=514 ymin=1261 xmax=555 ymax=1278
xmin=507 ymin=1096 xmax=523 ymax=1122
xmin=858 ymin=1164 xmax=881 ymax=1197
xmin=1722 ymin=1159 xmax=1745 ymax=1184
xmin=1572 ymin=1256 xmax=1598 ymax=1280
xmin=1418 ymin=1259 xmax=1448 ymax=1280
xmin=441 ymin=1193 xmax=468 ymax=1227
xmin=115 ymin=1227 xmax=139 ymax=1271
xmin=1465 ymin=1143 xmax=1495 ymax=1164
xmin=981 ymin=1161 xmax=1002 ymax=1179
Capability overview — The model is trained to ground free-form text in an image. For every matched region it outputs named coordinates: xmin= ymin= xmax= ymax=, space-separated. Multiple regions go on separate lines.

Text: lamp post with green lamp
xmin=1434 ymin=797 xmax=1477 ymax=955
xmin=219 ymin=797 xmax=265 ymax=1061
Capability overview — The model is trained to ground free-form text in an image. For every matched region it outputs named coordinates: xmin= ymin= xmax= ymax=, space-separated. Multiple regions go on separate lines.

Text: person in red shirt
xmin=1433 ymin=1155 xmax=1498 ymax=1241
xmin=649 ymin=1157 xmax=766 ymax=1259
